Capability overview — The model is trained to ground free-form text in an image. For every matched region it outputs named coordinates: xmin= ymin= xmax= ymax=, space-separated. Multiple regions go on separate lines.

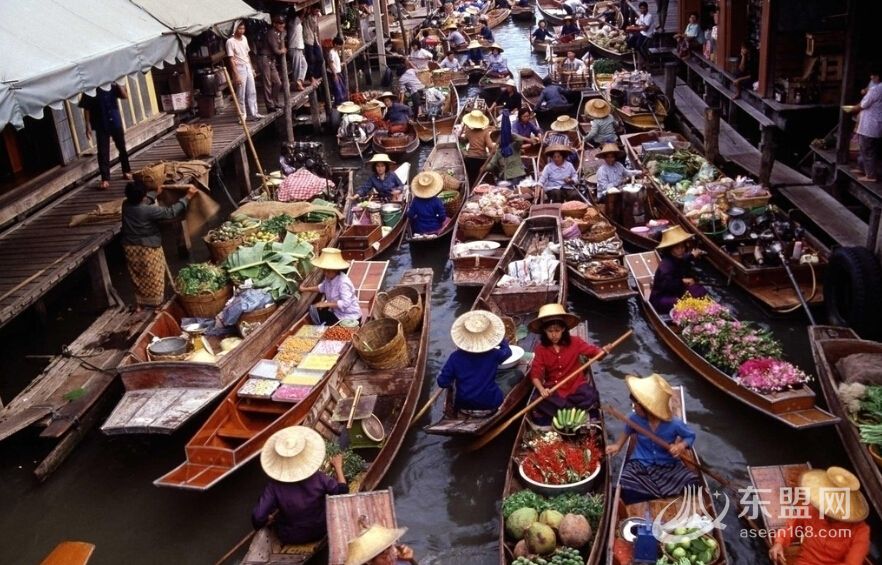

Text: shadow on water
xmin=0 ymin=13 xmax=879 ymax=565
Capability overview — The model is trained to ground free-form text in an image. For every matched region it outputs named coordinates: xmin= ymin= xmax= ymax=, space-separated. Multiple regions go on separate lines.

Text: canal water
xmin=0 ymin=15 xmax=879 ymax=565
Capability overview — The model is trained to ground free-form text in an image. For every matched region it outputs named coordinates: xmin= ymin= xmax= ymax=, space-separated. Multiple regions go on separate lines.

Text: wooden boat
xmin=536 ymin=0 xmax=568 ymax=25
xmin=625 ymin=251 xmax=839 ymax=429
xmin=511 ymin=2 xmax=535 ymax=21
xmin=407 ymin=134 xmax=469 ymax=243
xmin=584 ymin=2 xmax=632 ymax=61
xmin=518 ymin=67 xmax=545 ymax=108
xmin=241 ymin=269 xmax=433 ymax=565
xmin=531 ymin=29 xmax=593 ymax=57
xmin=427 ymin=60 xmax=469 ymax=88
xmin=427 ymin=212 xmax=567 ymax=435
xmin=338 ymin=163 xmax=412 ymax=261
xmin=586 ymin=32 xmax=634 ymax=63
xmin=498 ymin=324 xmax=612 ymax=564
xmin=463 ymin=8 xmax=511 ymax=34
xmin=606 ymin=386 xmax=731 ymax=565
xmin=41 ymin=541 xmax=95 ymax=565
xmin=621 ymin=130 xmax=829 ymax=311
xmin=594 ymin=73 xmax=667 ymax=131
xmin=371 ymin=122 xmax=420 ymax=156
xmin=337 ymin=121 xmax=376 ymax=158
xmin=153 ymin=261 xmax=389 ymax=490
xmin=413 ymin=82 xmax=460 ymax=143
xmin=479 ymin=69 xmax=515 ymax=103
xmin=808 ymin=325 xmax=882 ymax=520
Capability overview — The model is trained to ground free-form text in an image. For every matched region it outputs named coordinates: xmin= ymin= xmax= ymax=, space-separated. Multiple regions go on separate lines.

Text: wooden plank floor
xmin=0 ymin=84 xmax=319 ymax=330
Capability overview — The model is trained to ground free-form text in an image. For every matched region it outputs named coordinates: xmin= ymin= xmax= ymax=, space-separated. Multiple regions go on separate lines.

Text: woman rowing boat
xmin=605 ymin=373 xmax=699 ymax=504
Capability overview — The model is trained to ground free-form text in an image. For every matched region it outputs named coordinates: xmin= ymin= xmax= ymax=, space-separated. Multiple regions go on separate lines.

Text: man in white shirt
xmin=398 ymin=66 xmax=426 ymax=113
xmin=850 ymin=70 xmax=882 ymax=182
xmin=626 ymin=2 xmax=655 ymax=68
xmin=328 ymin=36 xmax=348 ymax=105
xmin=226 ymin=21 xmax=263 ymax=120
xmin=561 ymin=50 xmax=587 ymax=75
xmin=303 ymin=7 xmax=323 ymax=84
xmin=439 ymin=52 xmax=462 ymax=71
xmin=288 ymin=10 xmax=308 ymax=90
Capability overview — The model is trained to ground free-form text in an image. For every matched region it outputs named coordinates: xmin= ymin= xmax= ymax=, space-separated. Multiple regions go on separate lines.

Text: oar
xmin=467 ymin=330 xmax=633 ymax=452
xmin=410 ymin=387 xmax=444 ymax=429
xmin=602 ymin=403 xmax=732 ymax=489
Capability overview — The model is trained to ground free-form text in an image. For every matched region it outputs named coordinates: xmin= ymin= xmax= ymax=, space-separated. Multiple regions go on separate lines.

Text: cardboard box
xmin=161 ymin=91 xmax=192 ymax=113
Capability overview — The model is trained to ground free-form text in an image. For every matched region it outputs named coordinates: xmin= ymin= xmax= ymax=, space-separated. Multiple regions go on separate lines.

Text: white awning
xmin=129 ymin=0 xmax=268 ymax=39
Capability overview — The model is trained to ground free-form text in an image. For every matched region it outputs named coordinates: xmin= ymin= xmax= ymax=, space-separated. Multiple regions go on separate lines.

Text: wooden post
xmin=373 ymin=5 xmax=387 ymax=74
xmin=759 ymin=125 xmax=775 ymax=187
xmin=280 ymin=53 xmax=294 ymax=144
xmin=87 ymin=250 xmax=115 ymax=309
xmin=704 ymin=107 xmax=720 ymax=165
xmin=321 ymin=63 xmax=335 ymax=128
xmin=867 ymin=207 xmax=882 ymax=255
xmin=235 ymin=144 xmax=252 ymax=198
xmin=309 ymin=88 xmax=322 ymax=129
xmin=397 ymin=5 xmax=410 ymax=53
xmin=837 ymin=0 xmax=860 ymax=165
xmin=664 ymin=62 xmax=678 ymax=111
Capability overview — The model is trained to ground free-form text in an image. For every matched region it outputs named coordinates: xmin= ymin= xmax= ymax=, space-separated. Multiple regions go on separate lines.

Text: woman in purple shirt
xmin=300 ymin=248 xmax=362 ymax=325
xmin=252 ymin=426 xmax=348 ymax=544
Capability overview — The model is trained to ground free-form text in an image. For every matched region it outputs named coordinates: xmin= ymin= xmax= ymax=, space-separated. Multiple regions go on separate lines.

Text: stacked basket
xmin=372 ymin=286 xmax=423 ymax=333
xmin=353 ymin=319 xmax=409 ymax=369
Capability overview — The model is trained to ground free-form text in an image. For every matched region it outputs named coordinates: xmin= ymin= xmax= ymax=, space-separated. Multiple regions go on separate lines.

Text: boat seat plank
xmin=747 ymin=463 xmax=811 ymax=533
xmin=101 ymin=388 xmax=222 ymax=434
xmin=777 ymin=408 xmax=839 ymax=427
xmin=216 ymin=425 xmax=256 ymax=440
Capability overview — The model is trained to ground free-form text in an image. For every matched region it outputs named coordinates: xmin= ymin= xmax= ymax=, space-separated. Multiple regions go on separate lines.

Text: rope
xmin=777 ymin=259 xmax=817 ymax=313
xmin=214 ymin=168 xmax=240 ymax=208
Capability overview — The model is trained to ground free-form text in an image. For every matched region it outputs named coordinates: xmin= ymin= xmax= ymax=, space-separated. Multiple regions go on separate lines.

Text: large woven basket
xmin=237 ymin=302 xmax=278 ymax=336
xmin=440 ymin=172 xmax=462 ymax=191
xmin=178 ymin=285 xmax=232 ymax=318
xmin=204 ymin=235 xmax=243 ymax=264
xmin=439 ymin=190 xmax=461 ymax=218
xmin=582 ymin=225 xmax=617 ymax=243
xmin=432 ymin=69 xmax=453 ymax=87
xmin=560 ymin=201 xmax=589 ymax=218
xmin=176 ymin=123 xmax=214 ymax=158
xmin=373 ymin=286 xmax=423 ymax=333
xmin=502 ymin=221 xmax=520 ymax=237
xmin=501 ymin=315 xmax=517 ymax=344
xmin=134 ymin=162 xmax=166 ymax=190
xmin=353 ymin=319 xmax=409 ymax=369
xmin=459 ymin=214 xmax=494 ymax=240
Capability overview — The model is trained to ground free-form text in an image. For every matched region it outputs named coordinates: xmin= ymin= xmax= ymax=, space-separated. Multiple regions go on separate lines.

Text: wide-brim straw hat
xmin=467 ymin=39 xmax=483 ymax=49
xmin=528 ymin=303 xmax=580 ymax=333
xmin=367 ymin=153 xmax=395 ymax=165
xmin=799 ymin=467 xmax=869 ymax=522
xmin=312 ymin=247 xmax=351 ymax=271
xmin=463 ymin=109 xmax=490 ymax=129
xmin=551 ymin=115 xmax=579 ymax=132
xmin=466 ymin=6 xmax=480 ymax=14
xmin=657 ymin=225 xmax=694 ymax=249
xmin=376 ymin=91 xmax=396 ymax=101
xmin=451 ymin=310 xmax=506 ymax=352
xmin=626 ymin=373 xmax=674 ymax=421
xmin=344 ymin=524 xmax=409 ymax=565
xmin=596 ymin=142 xmax=623 ymax=159
xmin=411 ymin=171 xmax=444 ymax=198
xmin=586 ymin=98 xmax=611 ymax=119
xmin=490 ymin=43 xmax=505 ymax=52
xmin=337 ymin=101 xmax=362 ymax=114
xmin=544 ymin=143 xmax=576 ymax=157
xmin=445 ymin=22 xmax=459 ymax=30
xmin=260 ymin=426 xmax=326 ymax=482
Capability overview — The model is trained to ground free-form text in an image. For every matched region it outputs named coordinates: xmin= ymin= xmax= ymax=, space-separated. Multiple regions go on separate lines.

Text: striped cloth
xmin=123 ymin=244 xmax=167 ymax=307
xmin=619 ymin=459 xmax=700 ymax=505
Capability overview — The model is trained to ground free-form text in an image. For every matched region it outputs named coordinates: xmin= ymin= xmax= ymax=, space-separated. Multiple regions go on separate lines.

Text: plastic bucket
xmin=381 ymin=204 xmax=403 ymax=226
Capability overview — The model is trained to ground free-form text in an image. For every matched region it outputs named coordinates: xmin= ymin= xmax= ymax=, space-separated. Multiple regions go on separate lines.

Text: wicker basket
xmin=727 ymin=187 xmax=771 ymax=209
xmin=440 ymin=172 xmax=462 ymax=191
xmin=460 ymin=215 xmax=494 ymax=240
xmin=501 ymin=221 xmax=520 ymax=237
xmin=439 ymin=190 xmax=461 ymax=217
xmin=176 ymin=123 xmax=214 ymax=159
xmin=204 ymin=235 xmax=243 ymax=264
xmin=501 ymin=315 xmax=517 ymax=344
xmin=178 ymin=285 xmax=232 ymax=318
xmin=582 ymin=225 xmax=617 ymax=243
xmin=288 ymin=218 xmax=334 ymax=255
xmin=432 ymin=69 xmax=453 ymax=87
xmin=560 ymin=201 xmax=589 ymax=218
xmin=353 ymin=319 xmax=409 ymax=369
xmin=237 ymin=303 xmax=278 ymax=336
xmin=373 ymin=286 xmax=423 ymax=333
xmin=134 ymin=162 xmax=166 ymax=191
xmin=379 ymin=134 xmax=410 ymax=149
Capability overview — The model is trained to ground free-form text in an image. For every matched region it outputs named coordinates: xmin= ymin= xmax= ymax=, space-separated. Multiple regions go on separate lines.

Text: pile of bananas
xmin=552 ymin=408 xmax=587 ymax=433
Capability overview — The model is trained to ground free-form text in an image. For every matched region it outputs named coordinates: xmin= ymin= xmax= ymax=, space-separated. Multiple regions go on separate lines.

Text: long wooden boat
xmin=584 ymin=2 xmax=631 ymax=61
xmin=594 ymin=74 xmax=667 ymax=131
xmin=625 ymin=251 xmax=838 ymax=429
xmin=427 ymin=211 xmax=567 ymax=435
xmin=152 ymin=261 xmax=389 ymax=490
xmin=338 ymin=163 xmax=412 ymax=261
xmin=531 ymin=29 xmax=593 ymax=57
xmin=371 ymin=122 xmax=420 ymax=156
xmin=463 ymin=7 xmax=511 ymax=35
xmin=606 ymin=386 xmax=730 ymax=565
xmin=536 ymin=0 xmax=568 ymax=25
xmin=808 ymin=325 xmax=882 ymax=520
xmin=241 ymin=269 xmax=433 ymax=565
xmin=586 ymin=34 xmax=634 ymax=63
xmin=518 ymin=67 xmax=544 ymax=108
xmin=498 ymin=323 xmax=612 ymax=564
xmin=621 ymin=130 xmax=829 ymax=311
xmin=406 ymin=134 xmax=469 ymax=243
xmin=337 ymin=122 xmax=376 ymax=159
xmin=413 ymin=82 xmax=460 ymax=143
xmin=428 ymin=60 xmax=469 ymax=87
xmin=511 ymin=2 xmax=535 ymax=21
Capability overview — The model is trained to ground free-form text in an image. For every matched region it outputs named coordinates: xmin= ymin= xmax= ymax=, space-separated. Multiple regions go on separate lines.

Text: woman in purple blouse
xmin=300 ymin=248 xmax=362 ymax=325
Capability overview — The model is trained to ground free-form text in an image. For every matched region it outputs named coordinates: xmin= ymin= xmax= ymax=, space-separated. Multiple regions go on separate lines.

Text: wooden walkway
xmin=0 ymin=84 xmax=318 ymax=331
xmin=670 ymin=81 xmax=868 ymax=248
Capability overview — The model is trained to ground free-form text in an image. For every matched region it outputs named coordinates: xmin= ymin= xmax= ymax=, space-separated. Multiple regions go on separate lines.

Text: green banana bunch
xmin=552 ymin=407 xmax=588 ymax=432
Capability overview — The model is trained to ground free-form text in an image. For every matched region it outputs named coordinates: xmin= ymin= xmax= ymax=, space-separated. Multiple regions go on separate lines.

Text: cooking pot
xmin=196 ymin=68 xmax=219 ymax=96
xmin=148 ymin=336 xmax=190 ymax=359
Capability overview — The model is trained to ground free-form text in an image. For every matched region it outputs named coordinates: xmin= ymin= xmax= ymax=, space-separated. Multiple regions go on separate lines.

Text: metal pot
xmin=148 ymin=336 xmax=190 ymax=358
xmin=196 ymin=68 xmax=219 ymax=96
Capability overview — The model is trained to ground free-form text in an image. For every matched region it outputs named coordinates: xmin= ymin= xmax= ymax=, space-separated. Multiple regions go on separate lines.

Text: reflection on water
xmin=0 ymin=13 xmax=878 ymax=565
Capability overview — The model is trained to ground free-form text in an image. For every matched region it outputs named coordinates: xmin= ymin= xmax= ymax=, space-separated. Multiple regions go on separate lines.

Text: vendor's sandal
xmin=99 ymin=180 xmax=111 ymax=190
xmin=122 ymin=172 xmax=133 ymax=180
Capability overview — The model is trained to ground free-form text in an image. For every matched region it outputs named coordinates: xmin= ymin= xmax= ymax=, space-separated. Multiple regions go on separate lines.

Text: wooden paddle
xmin=467 ymin=330 xmax=633 ymax=452
xmin=409 ymin=387 xmax=444 ymax=429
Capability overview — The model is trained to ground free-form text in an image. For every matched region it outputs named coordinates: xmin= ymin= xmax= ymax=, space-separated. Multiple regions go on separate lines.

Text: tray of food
xmin=237 ymin=377 xmax=281 ymax=399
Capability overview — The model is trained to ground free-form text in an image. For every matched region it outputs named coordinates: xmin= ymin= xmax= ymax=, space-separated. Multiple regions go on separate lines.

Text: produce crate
xmin=338 ymin=224 xmax=381 ymax=250
xmin=161 ymin=91 xmax=192 ymax=113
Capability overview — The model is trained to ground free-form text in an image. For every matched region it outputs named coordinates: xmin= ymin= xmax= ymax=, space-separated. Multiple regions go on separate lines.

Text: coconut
xmin=525 ymin=522 xmax=556 ymax=555
xmin=558 ymin=514 xmax=592 ymax=548
xmin=506 ymin=507 xmax=538 ymax=540
xmin=513 ymin=540 xmax=530 ymax=558
xmin=539 ymin=509 xmax=564 ymax=530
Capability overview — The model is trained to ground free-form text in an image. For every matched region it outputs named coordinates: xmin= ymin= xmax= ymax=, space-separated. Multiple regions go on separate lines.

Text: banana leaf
xmin=223 ymin=233 xmax=315 ymax=300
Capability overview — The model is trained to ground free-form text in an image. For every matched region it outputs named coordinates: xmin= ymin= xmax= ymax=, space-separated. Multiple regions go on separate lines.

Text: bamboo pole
xmin=222 ymin=66 xmax=269 ymax=198
xmin=280 ymin=52 xmax=294 ymax=144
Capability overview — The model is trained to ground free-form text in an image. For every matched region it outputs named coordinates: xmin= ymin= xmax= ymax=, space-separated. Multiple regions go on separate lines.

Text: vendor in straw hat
xmin=481 ymin=109 xmax=528 ymax=183
xmin=769 ymin=467 xmax=870 ymax=565
xmin=466 ymin=39 xmax=485 ymax=65
xmin=528 ymin=304 xmax=605 ymax=424
xmin=407 ymin=172 xmax=447 ymax=235
xmin=605 ymin=374 xmax=699 ymax=504
xmin=438 ymin=310 xmax=513 ymax=414
xmin=377 ymin=91 xmax=412 ymax=131
xmin=490 ymin=79 xmax=523 ymax=113
xmin=584 ymin=98 xmax=618 ymax=146
xmin=538 ymin=144 xmax=579 ymax=202
xmin=252 ymin=426 xmax=348 ymax=545
xmin=560 ymin=13 xmax=582 ymax=36
xmin=337 ymin=101 xmax=370 ymax=143
xmin=460 ymin=109 xmax=497 ymax=184
xmin=345 ymin=522 xmax=417 ymax=565
xmin=486 ymin=43 xmax=510 ymax=78
xmin=355 ymin=153 xmax=404 ymax=201
xmin=300 ymin=248 xmax=362 ymax=325
xmin=595 ymin=142 xmax=634 ymax=200
xmin=649 ymin=225 xmax=707 ymax=313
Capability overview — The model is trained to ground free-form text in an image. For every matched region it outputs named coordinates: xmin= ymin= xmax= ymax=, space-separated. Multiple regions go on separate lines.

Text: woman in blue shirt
xmin=605 ymin=373 xmax=699 ymax=504
xmin=355 ymin=153 xmax=403 ymax=200
xmin=531 ymin=20 xmax=556 ymax=44
xmin=407 ymin=171 xmax=447 ymax=235
xmin=438 ymin=310 xmax=512 ymax=414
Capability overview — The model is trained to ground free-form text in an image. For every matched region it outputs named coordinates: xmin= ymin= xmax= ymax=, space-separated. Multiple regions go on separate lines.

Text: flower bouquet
xmin=735 ymin=358 xmax=811 ymax=394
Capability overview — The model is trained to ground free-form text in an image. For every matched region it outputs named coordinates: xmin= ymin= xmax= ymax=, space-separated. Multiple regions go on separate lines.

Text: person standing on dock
xmin=328 ymin=37 xmax=348 ymax=105
xmin=288 ymin=11 xmax=308 ymax=91
xmin=848 ymin=69 xmax=882 ymax=182
xmin=78 ymin=82 xmax=133 ymax=190
xmin=303 ymin=7 xmax=323 ymax=86
xmin=226 ymin=21 xmax=263 ymax=121
xmin=121 ymin=180 xmax=198 ymax=312
xmin=259 ymin=16 xmax=286 ymax=112
xmin=625 ymin=2 xmax=655 ymax=69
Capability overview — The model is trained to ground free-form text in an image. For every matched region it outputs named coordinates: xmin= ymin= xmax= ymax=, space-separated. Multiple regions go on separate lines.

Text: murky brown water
xmin=0 ymin=15 xmax=879 ymax=565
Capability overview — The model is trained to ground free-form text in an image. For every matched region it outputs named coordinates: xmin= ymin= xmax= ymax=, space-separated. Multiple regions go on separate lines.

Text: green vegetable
xmin=324 ymin=440 xmax=366 ymax=481
xmin=592 ymin=58 xmax=622 ymax=75
xmin=175 ymin=263 xmax=229 ymax=295
xmin=502 ymin=491 xmax=604 ymax=529
xmin=859 ymin=423 xmax=882 ymax=447
xmin=860 ymin=386 xmax=882 ymax=423
xmin=502 ymin=490 xmax=547 ymax=519
xmin=261 ymin=214 xmax=296 ymax=234
xmin=223 ymin=233 xmax=314 ymax=300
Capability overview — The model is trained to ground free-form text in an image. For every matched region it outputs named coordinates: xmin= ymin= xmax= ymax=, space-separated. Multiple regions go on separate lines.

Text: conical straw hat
xmin=800 ymin=467 xmax=869 ymax=522
xmin=344 ymin=524 xmax=408 ymax=565
xmin=451 ymin=310 xmax=505 ymax=352
xmin=312 ymin=248 xmax=351 ymax=271
xmin=467 ymin=39 xmax=482 ymax=49
xmin=586 ymin=98 xmax=611 ymax=119
xmin=367 ymin=153 xmax=395 ymax=164
xmin=551 ymin=115 xmax=578 ymax=131
xmin=626 ymin=373 xmax=674 ymax=421
xmin=462 ymin=109 xmax=490 ymax=129
xmin=260 ymin=426 xmax=326 ymax=482
xmin=528 ymin=303 xmax=580 ymax=333
xmin=490 ymin=43 xmax=504 ymax=52
xmin=596 ymin=143 xmax=623 ymax=159
xmin=657 ymin=225 xmax=693 ymax=249
xmin=411 ymin=171 xmax=444 ymax=198
xmin=337 ymin=101 xmax=362 ymax=114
